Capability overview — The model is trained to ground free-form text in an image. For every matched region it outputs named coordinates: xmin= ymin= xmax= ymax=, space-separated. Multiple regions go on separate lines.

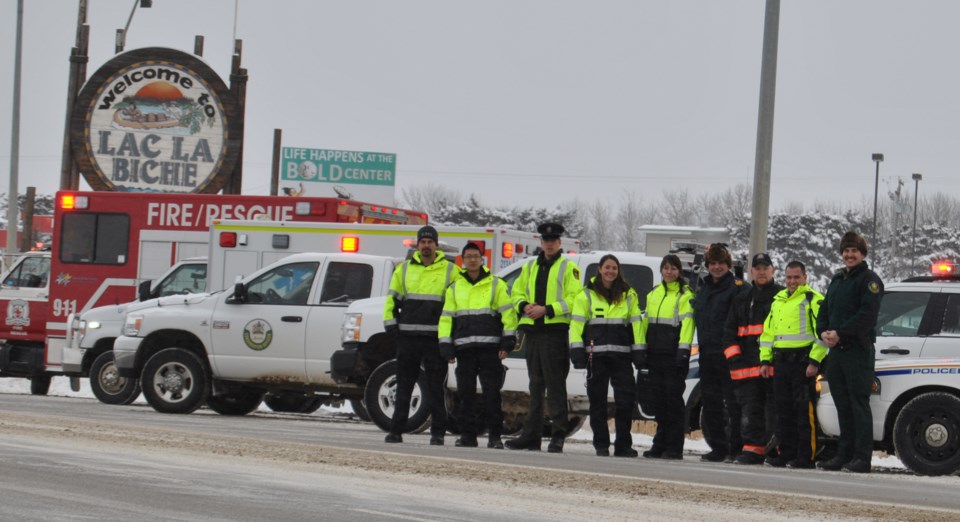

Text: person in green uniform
xmin=815 ymin=231 xmax=883 ymax=473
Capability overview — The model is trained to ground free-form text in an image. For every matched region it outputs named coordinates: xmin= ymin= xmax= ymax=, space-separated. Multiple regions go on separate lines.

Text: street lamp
xmin=872 ymin=153 xmax=884 ymax=250
xmin=912 ymin=173 xmax=922 ymax=273
xmin=115 ymin=0 xmax=153 ymax=53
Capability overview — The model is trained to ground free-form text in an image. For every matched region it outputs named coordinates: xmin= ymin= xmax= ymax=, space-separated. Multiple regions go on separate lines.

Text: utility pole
xmin=748 ymin=0 xmax=781 ymax=270
xmin=7 ymin=0 xmax=25 ymax=265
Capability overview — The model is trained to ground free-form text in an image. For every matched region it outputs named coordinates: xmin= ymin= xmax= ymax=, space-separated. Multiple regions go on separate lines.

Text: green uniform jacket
xmin=438 ymin=267 xmax=518 ymax=351
xmin=569 ymin=278 xmax=644 ymax=354
xmin=512 ymin=253 xmax=581 ymax=330
xmin=816 ymin=261 xmax=884 ymax=351
xmin=384 ymin=251 xmax=461 ymax=335
xmin=760 ymin=284 xmax=828 ymax=366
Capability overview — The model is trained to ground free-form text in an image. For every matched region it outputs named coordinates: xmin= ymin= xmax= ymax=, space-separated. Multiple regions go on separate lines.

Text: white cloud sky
xmin=1 ymin=0 xmax=958 ymax=211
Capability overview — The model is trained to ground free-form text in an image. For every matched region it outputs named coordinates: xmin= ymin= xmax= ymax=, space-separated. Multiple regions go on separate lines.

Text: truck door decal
xmin=5 ymin=299 xmax=30 ymax=326
xmin=243 ymin=319 xmax=273 ymax=351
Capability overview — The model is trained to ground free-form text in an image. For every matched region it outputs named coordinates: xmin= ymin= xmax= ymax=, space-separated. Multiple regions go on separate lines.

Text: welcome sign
xmin=71 ymin=48 xmax=241 ymax=193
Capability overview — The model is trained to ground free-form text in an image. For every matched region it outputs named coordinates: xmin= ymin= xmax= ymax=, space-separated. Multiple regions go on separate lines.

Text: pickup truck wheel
xmin=30 ymin=375 xmax=51 ymax=396
xmin=141 ymin=348 xmax=209 ymax=414
xmin=893 ymin=392 xmax=960 ymax=476
xmin=350 ymin=398 xmax=371 ymax=421
xmin=90 ymin=351 xmax=141 ymax=405
xmin=364 ymin=360 xmax=431 ymax=434
xmin=206 ymin=387 xmax=264 ymax=416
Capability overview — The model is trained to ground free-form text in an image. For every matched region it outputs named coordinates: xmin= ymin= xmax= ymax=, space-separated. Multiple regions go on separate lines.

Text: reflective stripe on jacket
xmin=641 ymin=280 xmax=695 ymax=354
xmin=721 ymin=281 xmax=783 ymax=380
xmin=438 ymin=267 xmax=518 ymax=350
xmin=759 ymin=284 xmax=828 ymax=365
xmin=569 ymin=279 xmax=643 ymax=354
xmin=384 ymin=251 xmax=460 ymax=335
xmin=512 ymin=254 xmax=581 ymax=329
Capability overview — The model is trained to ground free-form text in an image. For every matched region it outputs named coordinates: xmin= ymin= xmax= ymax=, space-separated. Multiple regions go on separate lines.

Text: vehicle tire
xmin=205 ymin=387 xmax=264 ymax=416
xmin=541 ymin=414 xmax=586 ymax=438
xmin=30 ymin=375 xmax=52 ymax=396
xmin=350 ymin=398 xmax=371 ymax=422
xmin=264 ymin=391 xmax=322 ymax=413
xmin=89 ymin=351 xmax=141 ymax=405
xmin=501 ymin=412 xmax=524 ymax=436
xmin=893 ymin=392 xmax=960 ymax=476
xmin=141 ymin=348 xmax=209 ymax=414
xmin=363 ymin=359 xmax=431 ymax=433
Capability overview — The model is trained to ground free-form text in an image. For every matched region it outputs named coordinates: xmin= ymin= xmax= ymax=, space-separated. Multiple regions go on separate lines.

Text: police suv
xmin=817 ymin=262 xmax=960 ymax=476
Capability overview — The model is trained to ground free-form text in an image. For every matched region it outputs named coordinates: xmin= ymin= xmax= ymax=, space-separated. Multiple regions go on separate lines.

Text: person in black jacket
xmin=693 ymin=243 xmax=751 ymax=462
xmin=721 ymin=253 xmax=783 ymax=464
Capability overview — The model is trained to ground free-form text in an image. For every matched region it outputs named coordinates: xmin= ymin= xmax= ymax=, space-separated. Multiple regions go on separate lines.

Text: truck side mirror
xmin=138 ymin=280 xmax=153 ymax=301
xmin=233 ymin=281 xmax=248 ymax=304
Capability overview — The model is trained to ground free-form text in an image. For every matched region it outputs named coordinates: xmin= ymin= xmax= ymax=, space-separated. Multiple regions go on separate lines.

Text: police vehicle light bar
xmin=932 ymin=259 xmax=956 ymax=276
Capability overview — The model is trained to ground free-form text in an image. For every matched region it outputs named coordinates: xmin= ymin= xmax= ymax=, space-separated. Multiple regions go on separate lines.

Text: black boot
xmin=505 ymin=436 xmax=541 ymax=451
xmin=547 ymin=433 xmax=565 ymax=453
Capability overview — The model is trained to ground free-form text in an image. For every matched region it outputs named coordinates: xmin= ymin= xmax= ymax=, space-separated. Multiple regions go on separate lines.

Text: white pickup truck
xmin=112 ymin=253 xmax=396 ymax=415
xmin=63 ymin=257 xmax=208 ymax=405
xmin=332 ymin=251 xmax=664 ymax=436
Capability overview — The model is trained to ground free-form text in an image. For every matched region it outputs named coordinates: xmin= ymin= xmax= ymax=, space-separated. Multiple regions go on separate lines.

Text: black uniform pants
xmin=733 ymin=377 xmax=770 ymax=455
xmin=521 ymin=329 xmax=569 ymax=439
xmin=586 ymin=353 xmax=636 ymax=452
xmin=390 ymin=335 xmax=448 ymax=437
xmin=826 ymin=346 xmax=875 ymax=462
xmin=646 ymin=351 xmax=687 ymax=454
xmin=699 ymin=351 xmax=742 ymax=456
xmin=773 ymin=351 xmax=817 ymax=463
xmin=455 ymin=346 xmax=504 ymax=439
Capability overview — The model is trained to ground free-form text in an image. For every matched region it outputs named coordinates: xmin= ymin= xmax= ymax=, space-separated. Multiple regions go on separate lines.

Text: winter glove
xmin=500 ymin=336 xmax=516 ymax=353
xmin=676 ymin=349 xmax=691 ymax=376
xmin=570 ymin=347 xmax=588 ymax=370
xmin=439 ymin=343 xmax=456 ymax=362
xmin=631 ymin=350 xmax=647 ymax=369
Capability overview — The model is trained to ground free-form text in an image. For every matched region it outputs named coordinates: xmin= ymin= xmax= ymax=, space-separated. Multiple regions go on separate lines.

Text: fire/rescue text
xmin=147 ymin=203 xmax=296 ymax=228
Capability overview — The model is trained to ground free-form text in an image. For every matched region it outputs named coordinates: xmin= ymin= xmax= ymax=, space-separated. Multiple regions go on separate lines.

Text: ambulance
xmin=67 ymin=219 xmax=537 ymax=408
xmin=0 ymin=190 xmax=426 ymax=395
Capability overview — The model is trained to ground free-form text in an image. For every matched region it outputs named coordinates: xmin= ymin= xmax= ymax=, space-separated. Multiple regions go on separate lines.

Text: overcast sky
xmin=1 ymin=0 xmax=958 ymax=212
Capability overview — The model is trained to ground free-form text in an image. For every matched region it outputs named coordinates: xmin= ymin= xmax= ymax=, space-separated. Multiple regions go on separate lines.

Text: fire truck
xmin=0 ymin=190 xmax=426 ymax=394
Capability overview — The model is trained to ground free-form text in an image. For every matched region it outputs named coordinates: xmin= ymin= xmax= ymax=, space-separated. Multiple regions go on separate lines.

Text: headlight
xmin=86 ymin=320 xmax=101 ymax=330
xmin=341 ymin=313 xmax=362 ymax=344
xmin=123 ymin=314 xmax=144 ymax=337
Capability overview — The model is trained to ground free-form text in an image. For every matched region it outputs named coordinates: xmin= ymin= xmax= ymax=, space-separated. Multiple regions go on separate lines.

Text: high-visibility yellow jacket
xmin=640 ymin=280 xmax=695 ymax=354
xmin=438 ymin=267 xmax=517 ymax=351
xmin=759 ymin=284 xmax=828 ymax=365
xmin=384 ymin=251 xmax=461 ymax=336
xmin=569 ymin=278 xmax=643 ymax=355
xmin=512 ymin=253 xmax=581 ymax=330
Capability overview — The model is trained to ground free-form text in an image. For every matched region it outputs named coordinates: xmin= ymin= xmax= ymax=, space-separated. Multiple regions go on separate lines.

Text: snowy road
xmin=0 ymin=392 xmax=958 ymax=521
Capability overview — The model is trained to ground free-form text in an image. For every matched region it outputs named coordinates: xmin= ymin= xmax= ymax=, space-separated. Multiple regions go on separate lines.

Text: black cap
xmin=751 ymin=253 xmax=773 ymax=267
xmin=416 ymin=225 xmax=438 ymax=243
xmin=537 ymin=222 xmax=565 ymax=240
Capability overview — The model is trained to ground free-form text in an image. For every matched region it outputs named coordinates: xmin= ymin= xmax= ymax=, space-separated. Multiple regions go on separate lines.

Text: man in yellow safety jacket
xmin=759 ymin=260 xmax=828 ymax=469
xmin=439 ymin=242 xmax=517 ymax=449
xmin=383 ymin=225 xmax=461 ymax=445
xmin=505 ymin=222 xmax=581 ymax=453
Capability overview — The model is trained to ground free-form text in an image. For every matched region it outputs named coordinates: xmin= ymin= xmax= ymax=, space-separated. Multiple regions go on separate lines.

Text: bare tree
xmin=399 ymin=183 xmax=464 ymax=214
xmin=582 ymin=198 xmax=615 ymax=250
xmin=659 ymin=187 xmax=696 ymax=226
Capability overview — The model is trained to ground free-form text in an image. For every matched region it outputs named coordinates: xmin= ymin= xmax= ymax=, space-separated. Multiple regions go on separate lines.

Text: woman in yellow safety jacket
xmin=569 ymin=254 xmax=644 ymax=457
xmin=640 ymin=254 xmax=695 ymax=460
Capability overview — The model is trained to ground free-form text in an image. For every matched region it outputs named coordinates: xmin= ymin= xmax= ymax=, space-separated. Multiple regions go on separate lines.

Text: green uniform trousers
xmin=521 ymin=329 xmax=570 ymax=439
xmin=826 ymin=347 xmax=875 ymax=462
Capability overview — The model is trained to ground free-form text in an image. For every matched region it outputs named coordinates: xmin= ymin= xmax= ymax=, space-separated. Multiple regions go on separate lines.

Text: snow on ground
xmin=0 ymin=376 xmax=904 ymax=468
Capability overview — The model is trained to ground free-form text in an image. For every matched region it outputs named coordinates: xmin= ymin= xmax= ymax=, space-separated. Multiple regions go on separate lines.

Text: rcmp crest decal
xmin=5 ymin=299 xmax=30 ymax=326
xmin=243 ymin=319 xmax=272 ymax=351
